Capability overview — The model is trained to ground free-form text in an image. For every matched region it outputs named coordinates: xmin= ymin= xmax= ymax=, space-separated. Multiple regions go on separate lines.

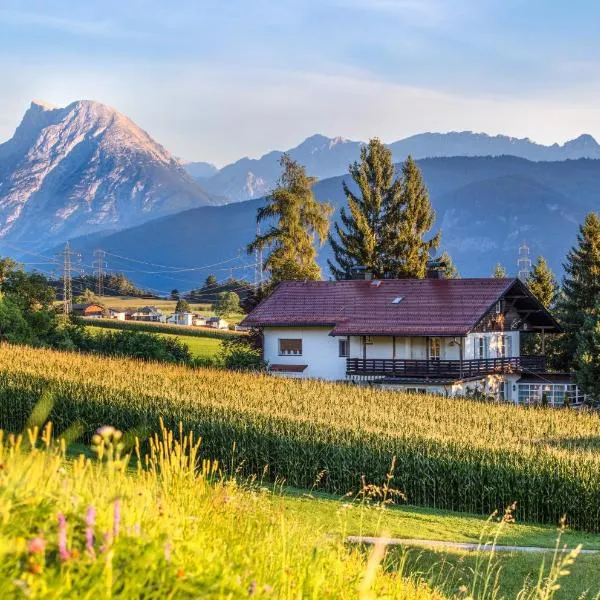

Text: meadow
xmin=2 ymin=345 xmax=600 ymax=534
xmin=85 ymin=326 xmax=221 ymax=360
xmin=0 ymin=418 xmax=593 ymax=599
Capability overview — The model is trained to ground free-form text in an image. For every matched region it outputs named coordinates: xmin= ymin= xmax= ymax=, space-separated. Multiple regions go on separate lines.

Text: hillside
xmin=0 ymin=100 xmax=222 ymax=249
xmin=194 ymin=131 xmax=600 ymax=202
xmin=65 ymin=156 xmax=600 ymax=290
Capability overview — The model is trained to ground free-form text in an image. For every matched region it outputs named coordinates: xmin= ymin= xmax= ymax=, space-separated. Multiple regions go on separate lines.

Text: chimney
xmin=426 ymin=258 xmax=446 ymax=280
xmin=350 ymin=265 xmax=372 ymax=281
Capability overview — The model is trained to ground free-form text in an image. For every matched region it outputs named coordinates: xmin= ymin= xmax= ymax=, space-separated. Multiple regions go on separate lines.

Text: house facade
xmin=126 ymin=306 xmax=165 ymax=322
xmin=242 ymin=278 xmax=579 ymax=405
xmin=72 ymin=303 xmax=105 ymax=318
xmin=167 ymin=312 xmax=194 ymax=326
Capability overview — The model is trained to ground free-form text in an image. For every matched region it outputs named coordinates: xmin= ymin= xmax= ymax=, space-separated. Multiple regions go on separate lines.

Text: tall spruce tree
xmin=386 ymin=156 xmax=440 ymax=278
xmin=328 ymin=138 xmax=401 ymax=279
xmin=493 ymin=263 xmax=507 ymax=278
xmin=522 ymin=256 xmax=558 ymax=358
xmin=558 ymin=212 xmax=600 ymax=368
xmin=575 ymin=300 xmax=600 ymax=401
xmin=248 ymin=154 xmax=332 ymax=285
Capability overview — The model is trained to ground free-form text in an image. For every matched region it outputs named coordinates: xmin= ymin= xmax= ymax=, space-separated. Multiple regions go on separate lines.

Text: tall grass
xmin=0 ymin=419 xmax=585 ymax=599
xmin=1 ymin=345 xmax=600 ymax=531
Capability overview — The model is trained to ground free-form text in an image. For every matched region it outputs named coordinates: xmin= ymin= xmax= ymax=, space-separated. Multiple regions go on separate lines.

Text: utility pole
xmin=61 ymin=242 xmax=74 ymax=314
xmin=518 ymin=241 xmax=532 ymax=282
xmin=93 ymin=249 xmax=107 ymax=296
xmin=254 ymin=221 xmax=263 ymax=288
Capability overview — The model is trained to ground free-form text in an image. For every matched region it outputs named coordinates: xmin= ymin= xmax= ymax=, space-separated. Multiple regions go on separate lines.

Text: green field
xmin=85 ymin=325 xmax=221 ymax=359
xmin=3 ymin=345 xmax=600 ymax=534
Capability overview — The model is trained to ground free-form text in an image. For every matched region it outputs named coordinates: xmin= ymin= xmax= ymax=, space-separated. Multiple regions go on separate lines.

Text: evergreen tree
xmin=248 ymin=154 xmax=332 ymax=285
xmin=527 ymin=256 xmax=556 ymax=308
xmin=175 ymin=299 xmax=190 ymax=313
xmin=386 ymin=156 xmax=440 ymax=278
xmin=522 ymin=256 xmax=558 ymax=358
xmin=170 ymin=289 xmax=180 ymax=301
xmin=328 ymin=138 xmax=401 ymax=279
xmin=439 ymin=251 xmax=459 ymax=279
xmin=558 ymin=212 xmax=600 ymax=368
xmin=212 ymin=291 xmax=241 ymax=317
xmin=575 ymin=300 xmax=600 ymax=401
xmin=493 ymin=263 xmax=507 ymax=278
xmin=204 ymin=274 xmax=217 ymax=288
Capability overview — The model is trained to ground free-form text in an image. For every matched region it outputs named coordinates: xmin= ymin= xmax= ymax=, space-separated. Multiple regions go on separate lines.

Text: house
xmin=207 ymin=316 xmax=229 ymax=330
xmin=107 ymin=307 xmax=127 ymax=321
xmin=72 ymin=303 xmax=105 ymax=318
xmin=126 ymin=306 xmax=165 ymax=323
xmin=193 ymin=315 xmax=208 ymax=327
xmin=242 ymin=277 xmax=580 ymax=405
xmin=167 ymin=311 xmax=194 ymax=326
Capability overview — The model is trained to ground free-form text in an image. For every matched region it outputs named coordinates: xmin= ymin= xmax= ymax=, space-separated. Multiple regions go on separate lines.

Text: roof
xmin=72 ymin=303 xmax=103 ymax=311
xmin=242 ymin=278 xmax=561 ymax=336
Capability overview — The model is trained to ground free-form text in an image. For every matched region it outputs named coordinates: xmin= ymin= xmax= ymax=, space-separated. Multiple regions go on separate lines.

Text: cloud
xmin=0 ymin=8 xmax=154 ymax=40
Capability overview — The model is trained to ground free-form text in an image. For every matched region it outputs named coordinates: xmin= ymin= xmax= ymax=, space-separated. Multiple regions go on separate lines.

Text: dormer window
xmin=370 ymin=280 xmax=382 ymax=287
xmin=392 ymin=297 xmax=403 ymax=304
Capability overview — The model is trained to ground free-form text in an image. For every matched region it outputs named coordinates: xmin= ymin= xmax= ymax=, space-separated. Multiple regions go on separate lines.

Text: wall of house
xmin=464 ymin=331 xmax=520 ymax=359
xmin=263 ymin=327 xmax=347 ymax=380
xmin=350 ymin=336 xmax=463 ymax=361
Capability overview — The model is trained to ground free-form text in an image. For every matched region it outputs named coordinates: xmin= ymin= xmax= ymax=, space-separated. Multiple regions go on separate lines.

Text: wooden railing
xmin=346 ymin=355 xmax=546 ymax=379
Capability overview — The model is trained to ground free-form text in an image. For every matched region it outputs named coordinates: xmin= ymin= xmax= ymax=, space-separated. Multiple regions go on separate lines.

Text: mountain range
xmin=1 ymin=99 xmax=600 ymax=291
xmin=190 ymin=131 xmax=600 ymax=203
xmin=0 ymin=100 xmax=222 ymax=249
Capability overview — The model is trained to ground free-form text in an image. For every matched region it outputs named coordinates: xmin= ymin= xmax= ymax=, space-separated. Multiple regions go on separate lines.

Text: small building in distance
xmin=72 ymin=303 xmax=105 ymax=318
xmin=107 ymin=307 xmax=127 ymax=321
xmin=193 ymin=315 xmax=208 ymax=327
xmin=167 ymin=312 xmax=194 ymax=326
xmin=207 ymin=316 xmax=229 ymax=330
xmin=126 ymin=306 xmax=165 ymax=323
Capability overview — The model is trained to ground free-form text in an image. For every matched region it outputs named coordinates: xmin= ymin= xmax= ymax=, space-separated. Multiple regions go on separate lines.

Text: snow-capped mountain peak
xmin=0 ymin=99 xmax=220 ymax=247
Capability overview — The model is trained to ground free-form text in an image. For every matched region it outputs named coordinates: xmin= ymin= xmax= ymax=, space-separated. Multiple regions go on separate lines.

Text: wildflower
xmin=27 ymin=537 xmax=46 ymax=555
xmin=57 ymin=512 xmax=70 ymax=561
xmin=164 ymin=541 xmax=172 ymax=562
xmin=113 ymin=498 xmax=121 ymax=540
xmin=96 ymin=425 xmax=115 ymax=438
xmin=85 ymin=505 xmax=96 ymax=558
xmin=248 ymin=581 xmax=257 ymax=596
xmin=263 ymin=584 xmax=273 ymax=594
xmin=176 ymin=567 xmax=185 ymax=578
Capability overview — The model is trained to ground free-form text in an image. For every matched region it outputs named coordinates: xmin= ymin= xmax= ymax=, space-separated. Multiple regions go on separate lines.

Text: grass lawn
xmin=85 ymin=326 xmax=221 ymax=359
xmin=275 ymin=489 xmax=600 ymax=599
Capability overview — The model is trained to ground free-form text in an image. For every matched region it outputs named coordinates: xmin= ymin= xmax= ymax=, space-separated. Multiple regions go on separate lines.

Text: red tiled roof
xmin=242 ymin=278 xmax=524 ymax=336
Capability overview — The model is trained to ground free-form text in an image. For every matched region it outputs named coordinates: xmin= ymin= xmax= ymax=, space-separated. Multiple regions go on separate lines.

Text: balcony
xmin=346 ymin=356 xmax=546 ymax=380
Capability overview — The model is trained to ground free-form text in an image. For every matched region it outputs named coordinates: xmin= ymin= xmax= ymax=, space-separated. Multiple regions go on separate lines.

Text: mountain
xmin=184 ymin=161 xmax=219 ymax=179
xmin=64 ymin=156 xmax=600 ymax=291
xmin=0 ymin=100 xmax=222 ymax=248
xmin=192 ymin=132 xmax=600 ymax=203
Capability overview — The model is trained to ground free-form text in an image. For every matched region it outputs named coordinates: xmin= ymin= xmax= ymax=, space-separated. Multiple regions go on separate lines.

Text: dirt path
xmin=347 ymin=536 xmax=599 ymax=554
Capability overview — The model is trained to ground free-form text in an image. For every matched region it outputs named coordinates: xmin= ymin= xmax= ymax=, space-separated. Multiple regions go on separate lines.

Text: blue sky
xmin=1 ymin=0 xmax=600 ymax=164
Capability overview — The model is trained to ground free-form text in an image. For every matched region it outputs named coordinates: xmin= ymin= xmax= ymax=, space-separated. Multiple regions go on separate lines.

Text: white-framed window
xmin=498 ymin=335 xmax=513 ymax=358
xmin=278 ymin=339 xmax=302 ymax=356
xmin=364 ymin=336 xmax=374 ymax=345
xmin=477 ymin=337 xmax=488 ymax=359
xmin=429 ymin=337 xmax=441 ymax=361
xmin=406 ymin=388 xmax=427 ymax=394
xmin=339 ymin=339 xmax=349 ymax=358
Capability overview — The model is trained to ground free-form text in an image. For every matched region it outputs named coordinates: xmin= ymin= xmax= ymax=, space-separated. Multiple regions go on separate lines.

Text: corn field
xmin=2 ymin=344 xmax=600 ymax=531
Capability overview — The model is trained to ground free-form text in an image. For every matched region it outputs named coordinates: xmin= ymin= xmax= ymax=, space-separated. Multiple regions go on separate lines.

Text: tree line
xmin=246 ymin=139 xmax=600 ymax=400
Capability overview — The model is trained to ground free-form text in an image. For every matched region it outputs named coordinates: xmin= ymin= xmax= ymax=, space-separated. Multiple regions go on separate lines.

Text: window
xmin=406 ymin=388 xmax=427 ymax=394
xmin=428 ymin=337 xmax=441 ymax=361
xmin=477 ymin=337 xmax=488 ymax=360
xmin=364 ymin=336 xmax=374 ymax=345
xmin=498 ymin=335 xmax=513 ymax=358
xmin=339 ymin=339 xmax=349 ymax=358
xmin=392 ymin=297 xmax=403 ymax=304
xmin=278 ymin=339 xmax=302 ymax=356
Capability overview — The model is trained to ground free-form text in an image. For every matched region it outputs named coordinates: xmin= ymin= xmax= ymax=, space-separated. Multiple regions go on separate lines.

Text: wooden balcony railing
xmin=346 ymin=355 xmax=546 ymax=379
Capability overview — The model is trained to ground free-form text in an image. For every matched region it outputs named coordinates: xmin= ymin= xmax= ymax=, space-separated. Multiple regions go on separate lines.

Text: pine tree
xmin=527 ymin=256 xmax=556 ymax=308
xmin=558 ymin=212 xmax=600 ymax=368
xmin=439 ymin=251 xmax=459 ymax=279
xmin=248 ymin=154 xmax=332 ymax=285
xmin=493 ymin=263 xmax=507 ymax=278
xmin=522 ymin=256 xmax=558 ymax=358
xmin=328 ymin=138 xmax=400 ymax=279
xmin=386 ymin=156 xmax=440 ymax=278
xmin=575 ymin=300 xmax=600 ymax=401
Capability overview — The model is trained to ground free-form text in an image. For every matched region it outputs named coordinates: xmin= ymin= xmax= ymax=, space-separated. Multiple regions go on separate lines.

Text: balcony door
xmin=428 ymin=337 xmax=441 ymax=361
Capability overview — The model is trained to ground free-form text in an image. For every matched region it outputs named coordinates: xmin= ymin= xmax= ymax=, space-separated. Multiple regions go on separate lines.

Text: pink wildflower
xmin=27 ymin=537 xmax=46 ymax=555
xmin=113 ymin=498 xmax=121 ymax=540
xmin=85 ymin=505 xmax=96 ymax=558
xmin=57 ymin=512 xmax=70 ymax=561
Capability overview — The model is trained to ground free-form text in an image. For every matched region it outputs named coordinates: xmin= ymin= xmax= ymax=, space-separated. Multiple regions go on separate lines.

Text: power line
xmin=57 ymin=242 xmax=79 ymax=314
xmin=93 ymin=249 xmax=107 ymax=296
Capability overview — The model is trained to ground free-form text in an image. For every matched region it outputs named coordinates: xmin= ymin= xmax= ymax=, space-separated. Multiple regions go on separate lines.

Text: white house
xmin=167 ymin=312 xmax=194 ymax=326
xmin=207 ymin=316 xmax=229 ymax=330
xmin=193 ymin=315 xmax=208 ymax=327
xmin=126 ymin=306 xmax=165 ymax=323
xmin=242 ymin=277 xmax=580 ymax=406
xmin=107 ymin=307 xmax=127 ymax=321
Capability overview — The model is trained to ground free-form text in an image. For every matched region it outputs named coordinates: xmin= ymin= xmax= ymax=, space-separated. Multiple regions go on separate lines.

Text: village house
xmin=107 ymin=307 xmax=127 ymax=321
xmin=207 ymin=316 xmax=229 ymax=330
xmin=72 ymin=303 xmax=105 ymax=318
xmin=193 ymin=315 xmax=208 ymax=327
xmin=242 ymin=276 xmax=580 ymax=406
xmin=167 ymin=311 xmax=194 ymax=326
xmin=126 ymin=306 xmax=165 ymax=323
